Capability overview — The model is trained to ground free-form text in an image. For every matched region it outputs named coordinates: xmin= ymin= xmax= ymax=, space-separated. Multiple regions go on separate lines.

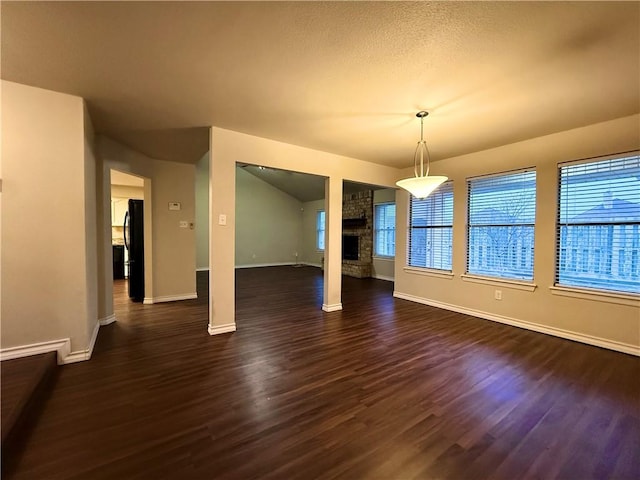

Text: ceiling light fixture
xmin=396 ymin=111 xmax=448 ymax=199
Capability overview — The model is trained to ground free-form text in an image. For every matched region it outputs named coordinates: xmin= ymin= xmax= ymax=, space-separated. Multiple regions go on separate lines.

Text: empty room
xmin=1 ymin=2 xmax=639 ymax=479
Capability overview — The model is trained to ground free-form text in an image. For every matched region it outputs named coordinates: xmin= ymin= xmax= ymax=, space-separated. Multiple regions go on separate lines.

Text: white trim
xmin=373 ymin=274 xmax=394 ymax=282
xmin=208 ymin=323 xmax=236 ymax=335
xmin=373 ymin=256 xmax=395 ymax=262
xmin=322 ymin=303 xmax=343 ymax=312
xmin=461 ymin=274 xmax=537 ymax=292
xmin=404 ymin=267 xmax=454 ymax=279
xmin=393 ymin=291 xmax=640 ymax=357
xmin=63 ymin=351 xmax=91 ymax=364
xmin=87 ymin=320 xmax=100 ymax=358
xmin=550 ymin=286 xmax=639 ymax=307
xmin=99 ymin=314 xmax=117 ymax=326
xmin=64 ymin=320 xmax=101 ymax=364
xmin=196 ymin=267 xmax=210 ymax=272
xmin=143 ymin=293 xmax=198 ymax=304
xmin=302 ymin=262 xmax=322 ymax=268
xmin=235 ymin=262 xmax=295 ymax=269
xmin=0 ymin=338 xmax=71 ymax=365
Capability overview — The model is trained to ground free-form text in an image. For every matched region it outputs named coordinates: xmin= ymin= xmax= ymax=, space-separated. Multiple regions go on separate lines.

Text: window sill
xmin=550 ymin=286 xmax=640 ymax=307
xmin=461 ymin=274 xmax=537 ymax=292
xmin=403 ymin=267 xmax=454 ymax=279
xmin=373 ymin=256 xmax=395 ymax=261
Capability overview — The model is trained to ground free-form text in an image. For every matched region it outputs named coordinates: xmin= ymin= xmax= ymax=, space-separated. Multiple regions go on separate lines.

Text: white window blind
xmin=317 ymin=210 xmax=325 ymax=251
xmin=408 ymin=182 xmax=453 ymax=270
xmin=556 ymin=154 xmax=640 ymax=294
xmin=374 ymin=203 xmax=396 ymax=257
xmin=467 ymin=170 xmax=536 ymax=280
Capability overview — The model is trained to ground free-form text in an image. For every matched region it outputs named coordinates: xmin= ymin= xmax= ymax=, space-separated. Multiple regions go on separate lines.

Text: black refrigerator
xmin=124 ymin=199 xmax=144 ymax=302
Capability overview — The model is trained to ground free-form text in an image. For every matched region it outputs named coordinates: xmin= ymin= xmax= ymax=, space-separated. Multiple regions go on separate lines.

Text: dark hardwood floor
xmin=6 ymin=266 xmax=640 ymax=479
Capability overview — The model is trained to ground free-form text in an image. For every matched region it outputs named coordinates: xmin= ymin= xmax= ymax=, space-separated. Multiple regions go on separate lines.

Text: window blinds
xmin=467 ymin=170 xmax=536 ymax=280
xmin=556 ymin=154 xmax=640 ymax=294
xmin=408 ymin=182 xmax=453 ymax=270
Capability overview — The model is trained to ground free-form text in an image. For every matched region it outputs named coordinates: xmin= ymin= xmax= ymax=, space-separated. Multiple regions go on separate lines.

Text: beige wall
xmin=209 ymin=127 xmax=400 ymax=330
xmin=394 ymin=114 xmax=640 ymax=353
xmin=96 ymin=154 xmax=113 ymax=323
xmin=111 ymin=184 xmax=144 ymax=200
xmin=83 ymin=102 xmax=99 ymax=343
xmin=98 ymin=136 xmax=197 ymax=302
xmin=301 ymin=199 xmax=325 ymax=267
xmin=1 ymin=81 xmax=96 ymax=353
xmin=235 ymin=167 xmax=303 ymax=267
xmin=372 ymin=188 xmax=396 ymax=281
xmin=195 ymin=152 xmax=209 ymax=270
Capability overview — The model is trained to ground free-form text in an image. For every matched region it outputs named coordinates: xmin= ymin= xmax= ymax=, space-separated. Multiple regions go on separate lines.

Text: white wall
xmin=372 ymin=188 xmax=396 ymax=281
xmin=235 ymin=167 xmax=303 ymax=267
xmin=1 ymin=81 xmax=97 ymax=357
xmin=98 ymin=136 xmax=197 ymax=303
xmin=394 ymin=114 xmax=640 ymax=355
xmin=195 ymin=152 xmax=210 ymax=270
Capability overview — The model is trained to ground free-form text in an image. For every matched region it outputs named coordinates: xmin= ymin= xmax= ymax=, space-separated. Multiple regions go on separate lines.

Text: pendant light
xmin=396 ymin=111 xmax=448 ymax=199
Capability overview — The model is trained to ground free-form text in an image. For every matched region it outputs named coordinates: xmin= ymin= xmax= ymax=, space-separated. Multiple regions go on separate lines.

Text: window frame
xmin=554 ymin=152 xmax=640 ymax=297
xmin=316 ymin=210 xmax=325 ymax=251
xmin=466 ymin=168 xmax=537 ymax=282
xmin=373 ymin=202 xmax=396 ymax=258
xmin=407 ymin=181 xmax=454 ymax=271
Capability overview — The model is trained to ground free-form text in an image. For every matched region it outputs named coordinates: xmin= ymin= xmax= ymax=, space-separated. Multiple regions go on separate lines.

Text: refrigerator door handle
xmin=123 ymin=210 xmax=129 ymax=251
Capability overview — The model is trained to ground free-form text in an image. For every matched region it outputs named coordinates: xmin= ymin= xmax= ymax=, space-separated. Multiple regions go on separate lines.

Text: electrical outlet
xmin=494 ymin=289 xmax=502 ymax=300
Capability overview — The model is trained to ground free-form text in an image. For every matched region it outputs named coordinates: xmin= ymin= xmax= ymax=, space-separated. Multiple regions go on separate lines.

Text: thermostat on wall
xmin=168 ymin=202 xmax=181 ymax=211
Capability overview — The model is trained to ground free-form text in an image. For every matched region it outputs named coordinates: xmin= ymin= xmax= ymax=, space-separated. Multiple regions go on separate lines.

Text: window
xmin=409 ymin=182 xmax=453 ymax=270
xmin=556 ymin=154 xmax=640 ymax=294
xmin=374 ymin=203 xmax=396 ymax=257
xmin=467 ymin=170 xmax=536 ymax=280
xmin=316 ymin=210 xmax=325 ymax=251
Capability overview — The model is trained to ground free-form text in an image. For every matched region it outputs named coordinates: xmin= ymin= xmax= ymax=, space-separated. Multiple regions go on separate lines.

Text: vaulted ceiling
xmin=2 ymin=2 xmax=638 ymax=166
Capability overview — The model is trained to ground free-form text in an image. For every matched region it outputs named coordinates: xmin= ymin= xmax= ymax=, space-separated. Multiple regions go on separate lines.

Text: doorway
xmin=110 ymin=170 xmax=145 ymax=303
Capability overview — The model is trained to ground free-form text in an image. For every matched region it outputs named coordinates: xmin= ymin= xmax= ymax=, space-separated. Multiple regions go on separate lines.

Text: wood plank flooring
xmin=1 ymin=351 xmax=58 ymax=473
xmin=5 ymin=266 xmax=640 ymax=479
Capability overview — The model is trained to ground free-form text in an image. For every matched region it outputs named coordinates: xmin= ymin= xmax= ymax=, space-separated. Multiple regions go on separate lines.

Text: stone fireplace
xmin=341 ymin=190 xmax=373 ymax=278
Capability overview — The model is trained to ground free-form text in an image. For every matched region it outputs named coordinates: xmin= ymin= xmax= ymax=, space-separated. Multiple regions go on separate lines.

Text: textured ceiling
xmin=2 ymin=1 xmax=639 ymax=166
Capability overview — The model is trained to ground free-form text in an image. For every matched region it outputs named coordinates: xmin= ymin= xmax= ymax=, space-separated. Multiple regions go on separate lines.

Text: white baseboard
xmin=322 ymin=303 xmax=343 ymax=312
xmin=99 ymin=314 xmax=117 ymax=326
xmin=64 ymin=320 xmax=101 ymax=364
xmin=0 ymin=318 xmax=103 ymax=365
xmin=208 ymin=323 xmax=237 ymax=335
xmin=373 ymin=274 xmax=394 ymax=282
xmin=235 ymin=262 xmax=295 ymax=269
xmin=0 ymin=338 xmax=71 ymax=365
xmin=196 ymin=267 xmax=209 ymax=272
xmin=302 ymin=262 xmax=322 ymax=268
xmin=143 ymin=293 xmax=198 ymax=304
xmin=393 ymin=291 xmax=640 ymax=357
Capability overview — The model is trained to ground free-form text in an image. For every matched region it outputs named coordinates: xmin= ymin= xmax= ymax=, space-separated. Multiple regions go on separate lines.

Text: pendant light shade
xmin=396 ymin=111 xmax=447 ymax=199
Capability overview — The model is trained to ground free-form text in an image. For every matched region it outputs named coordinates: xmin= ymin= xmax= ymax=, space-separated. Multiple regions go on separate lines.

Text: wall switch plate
xmin=179 ymin=221 xmax=189 ymax=228
xmin=169 ymin=202 xmax=181 ymax=211
xmin=218 ymin=214 xmax=227 ymax=226
xmin=494 ymin=289 xmax=502 ymax=300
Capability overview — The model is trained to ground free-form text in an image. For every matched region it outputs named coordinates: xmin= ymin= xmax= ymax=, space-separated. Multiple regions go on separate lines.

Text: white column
xmin=208 ymin=128 xmax=237 ymax=335
xmin=323 ymin=176 xmax=343 ymax=312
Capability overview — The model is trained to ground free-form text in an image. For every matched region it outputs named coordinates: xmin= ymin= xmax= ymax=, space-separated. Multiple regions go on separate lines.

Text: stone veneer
xmin=342 ymin=190 xmax=373 ymax=278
